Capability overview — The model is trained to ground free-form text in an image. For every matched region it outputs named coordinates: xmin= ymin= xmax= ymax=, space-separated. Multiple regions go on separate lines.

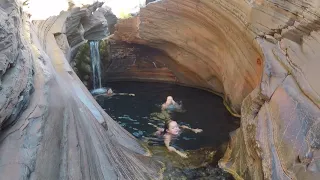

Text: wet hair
xmin=107 ymin=88 xmax=113 ymax=94
xmin=162 ymin=120 xmax=173 ymax=135
xmin=166 ymin=96 xmax=173 ymax=103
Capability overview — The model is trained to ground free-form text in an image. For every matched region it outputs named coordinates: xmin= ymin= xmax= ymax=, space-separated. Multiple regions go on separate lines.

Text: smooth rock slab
xmin=0 ymin=1 xmax=161 ymax=179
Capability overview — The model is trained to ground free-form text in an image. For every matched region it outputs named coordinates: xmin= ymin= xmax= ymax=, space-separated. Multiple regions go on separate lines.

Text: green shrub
xmin=118 ymin=10 xmax=132 ymax=19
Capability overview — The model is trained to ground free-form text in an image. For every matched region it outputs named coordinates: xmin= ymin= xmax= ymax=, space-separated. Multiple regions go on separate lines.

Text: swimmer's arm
xmin=164 ymin=136 xmax=187 ymax=158
xmin=113 ymin=93 xmax=135 ymax=96
xmin=161 ymin=104 xmax=166 ymax=110
xmin=93 ymin=94 xmax=107 ymax=98
xmin=164 ymin=135 xmax=171 ymax=149
xmin=180 ymin=125 xmax=203 ymax=133
xmin=93 ymin=95 xmax=100 ymax=98
xmin=94 ymin=93 xmax=113 ymax=98
xmin=180 ymin=125 xmax=192 ymax=130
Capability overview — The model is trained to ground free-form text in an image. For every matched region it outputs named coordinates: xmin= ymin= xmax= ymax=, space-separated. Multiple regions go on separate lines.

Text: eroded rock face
xmin=113 ymin=0 xmax=264 ymax=113
xmin=0 ymin=0 xmax=34 ymax=130
xmin=105 ymin=40 xmax=206 ymax=86
xmin=65 ymin=2 xmax=117 ymax=47
xmin=113 ymin=0 xmax=320 ymax=179
xmin=224 ymin=38 xmax=320 ymax=180
xmin=0 ymin=0 xmax=160 ymax=179
xmin=97 ymin=7 xmax=117 ymax=34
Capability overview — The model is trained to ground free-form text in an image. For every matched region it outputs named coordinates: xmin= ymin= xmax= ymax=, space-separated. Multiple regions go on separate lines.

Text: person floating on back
xmin=94 ymin=88 xmax=135 ymax=98
xmin=161 ymin=96 xmax=182 ymax=111
xmin=149 ymin=120 xmax=203 ymax=158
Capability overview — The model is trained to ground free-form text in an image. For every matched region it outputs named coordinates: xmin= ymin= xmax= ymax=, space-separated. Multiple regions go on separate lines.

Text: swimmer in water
xmin=106 ymin=88 xmax=113 ymax=96
xmin=94 ymin=88 xmax=135 ymax=98
xmin=149 ymin=120 xmax=203 ymax=158
xmin=161 ymin=96 xmax=182 ymax=111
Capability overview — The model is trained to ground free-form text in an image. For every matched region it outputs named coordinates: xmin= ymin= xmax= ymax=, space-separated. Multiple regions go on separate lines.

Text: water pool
xmin=95 ymin=81 xmax=239 ymax=179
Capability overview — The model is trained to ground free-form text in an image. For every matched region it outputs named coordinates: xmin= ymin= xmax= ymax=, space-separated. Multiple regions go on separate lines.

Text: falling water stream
xmin=89 ymin=40 xmax=102 ymax=89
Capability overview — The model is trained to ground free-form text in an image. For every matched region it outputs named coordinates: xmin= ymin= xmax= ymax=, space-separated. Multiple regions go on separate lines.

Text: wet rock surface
xmin=113 ymin=0 xmax=320 ymax=179
xmin=71 ymin=40 xmax=109 ymax=88
xmin=148 ymin=145 xmax=234 ymax=180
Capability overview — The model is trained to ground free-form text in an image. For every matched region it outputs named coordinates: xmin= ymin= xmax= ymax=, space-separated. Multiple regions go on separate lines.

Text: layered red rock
xmin=113 ymin=0 xmax=320 ymax=179
xmin=104 ymin=40 xmax=207 ymax=86
xmin=1 ymin=0 xmax=320 ymax=179
xmin=113 ymin=0 xmax=264 ymax=113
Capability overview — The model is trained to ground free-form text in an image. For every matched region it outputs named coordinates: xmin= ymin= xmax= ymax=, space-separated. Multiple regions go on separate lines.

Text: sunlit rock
xmin=0 ymin=0 xmax=161 ymax=179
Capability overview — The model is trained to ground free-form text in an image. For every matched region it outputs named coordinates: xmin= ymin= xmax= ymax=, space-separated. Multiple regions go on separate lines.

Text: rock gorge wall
xmin=0 ymin=1 xmax=160 ymax=179
xmin=73 ymin=38 xmax=208 ymax=89
xmin=113 ymin=0 xmax=264 ymax=113
xmin=113 ymin=0 xmax=320 ymax=179
xmin=105 ymin=41 xmax=178 ymax=83
xmin=103 ymin=40 xmax=208 ymax=86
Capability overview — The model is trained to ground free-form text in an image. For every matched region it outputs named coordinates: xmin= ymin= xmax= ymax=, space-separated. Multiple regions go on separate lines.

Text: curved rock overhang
xmin=113 ymin=0 xmax=320 ymax=179
xmin=113 ymin=0 xmax=266 ymax=113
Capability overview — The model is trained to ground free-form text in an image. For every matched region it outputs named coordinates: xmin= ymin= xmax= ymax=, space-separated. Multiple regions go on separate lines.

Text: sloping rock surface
xmin=113 ymin=0 xmax=320 ymax=179
xmin=0 ymin=0 xmax=160 ymax=179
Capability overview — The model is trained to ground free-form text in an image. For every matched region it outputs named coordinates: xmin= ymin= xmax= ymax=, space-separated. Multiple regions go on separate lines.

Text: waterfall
xmin=89 ymin=40 xmax=102 ymax=89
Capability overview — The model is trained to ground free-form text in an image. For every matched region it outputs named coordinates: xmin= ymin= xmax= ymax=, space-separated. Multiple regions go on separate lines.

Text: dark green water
xmin=96 ymin=81 xmax=239 ymax=179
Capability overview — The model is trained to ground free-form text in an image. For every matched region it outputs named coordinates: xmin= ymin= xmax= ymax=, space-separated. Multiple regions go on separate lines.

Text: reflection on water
xmin=96 ymin=81 xmax=239 ymax=179
xmin=150 ymin=110 xmax=172 ymax=121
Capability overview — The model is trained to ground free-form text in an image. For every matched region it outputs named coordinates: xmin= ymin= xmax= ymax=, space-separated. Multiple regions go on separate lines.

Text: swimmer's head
xmin=166 ymin=96 xmax=174 ymax=104
xmin=107 ymin=88 xmax=113 ymax=94
xmin=163 ymin=120 xmax=180 ymax=135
